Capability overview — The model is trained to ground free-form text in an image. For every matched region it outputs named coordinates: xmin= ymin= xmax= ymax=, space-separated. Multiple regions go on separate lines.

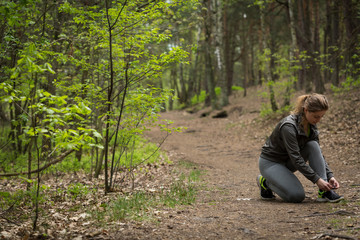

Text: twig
xmin=0 ymin=204 xmax=20 ymax=226
xmin=0 ymin=214 xmax=20 ymax=226
xmin=297 ymin=210 xmax=355 ymax=218
xmin=313 ymin=233 xmax=356 ymax=240
xmin=1 ymin=203 xmax=15 ymax=214
xmin=334 ymin=227 xmax=360 ymax=232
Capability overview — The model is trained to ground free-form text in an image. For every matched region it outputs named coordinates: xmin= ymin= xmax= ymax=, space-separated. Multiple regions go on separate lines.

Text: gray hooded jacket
xmin=260 ymin=114 xmax=334 ymax=183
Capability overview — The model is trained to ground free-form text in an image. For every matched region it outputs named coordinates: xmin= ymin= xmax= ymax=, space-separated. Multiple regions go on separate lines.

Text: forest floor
xmin=137 ymin=86 xmax=360 ymax=240
xmin=1 ymin=86 xmax=359 ymax=240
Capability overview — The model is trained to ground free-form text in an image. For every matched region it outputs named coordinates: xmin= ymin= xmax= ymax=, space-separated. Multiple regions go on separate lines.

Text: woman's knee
xmin=302 ymin=141 xmax=322 ymax=159
xmin=284 ymin=190 xmax=305 ymax=203
xmin=305 ymin=140 xmax=320 ymax=149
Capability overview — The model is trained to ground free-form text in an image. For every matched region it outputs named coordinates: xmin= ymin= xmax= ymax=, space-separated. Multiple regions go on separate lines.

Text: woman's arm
xmin=280 ymin=124 xmax=320 ymax=183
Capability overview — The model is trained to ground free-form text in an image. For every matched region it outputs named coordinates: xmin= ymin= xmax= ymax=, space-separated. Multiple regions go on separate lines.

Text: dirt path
xmin=133 ymin=89 xmax=360 ymax=240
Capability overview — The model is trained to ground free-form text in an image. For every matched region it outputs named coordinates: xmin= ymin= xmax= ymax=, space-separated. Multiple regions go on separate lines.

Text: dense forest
xmin=0 ymin=0 xmax=359 ymax=237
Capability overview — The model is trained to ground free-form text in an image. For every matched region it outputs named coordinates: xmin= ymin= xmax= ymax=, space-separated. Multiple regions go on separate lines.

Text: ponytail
xmin=292 ymin=93 xmax=329 ymax=115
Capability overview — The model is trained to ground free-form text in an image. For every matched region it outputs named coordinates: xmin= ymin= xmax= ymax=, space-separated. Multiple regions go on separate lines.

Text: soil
xmin=1 ymin=86 xmax=359 ymax=240
xmin=131 ymin=86 xmax=360 ymax=240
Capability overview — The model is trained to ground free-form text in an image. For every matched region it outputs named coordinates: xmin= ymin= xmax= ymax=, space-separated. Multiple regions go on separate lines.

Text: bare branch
xmin=0 ymin=149 xmax=75 ymax=177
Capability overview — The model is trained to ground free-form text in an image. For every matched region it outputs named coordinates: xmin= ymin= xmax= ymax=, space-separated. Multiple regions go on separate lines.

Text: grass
xmin=109 ymin=191 xmax=153 ymax=221
xmin=94 ymin=166 xmax=205 ymax=222
xmin=178 ymin=159 xmax=197 ymax=168
xmin=161 ymin=174 xmax=196 ymax=207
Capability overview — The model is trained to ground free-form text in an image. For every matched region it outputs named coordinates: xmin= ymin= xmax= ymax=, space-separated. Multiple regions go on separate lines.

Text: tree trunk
xmin=342 ymin=0 xmax=359 ymax=79
xmin=329 ymin=0 xmax=340 ymax=86
xmin=169 ymin=67 xmax=176 ymax=110
xmin=187 ymin=25 xmax=202 ymax=106
xmin=313 ymin=0 xmax=324 ymax=93
xmin=260 ymin=5 xmax=278 ymax=112
xmin=104 ymin=0 xmax=115 ymax=193
xmin=284 ymin=0 xmax=297 ymax=107
xmin=303 ymin=0 xmax=312 ymax=93
xmin=323 ymin=0 xmax=331 ymax=84
xmin=214 ymin=0 xmax=228 ymax=107
xmin=179 ymin=62 xmax=187 ymax=105
xmin=296 ymin=0 xmax=308 ymax=90
xmin=241 ymin=45 xmax=248 ymax=97
xmin=203 ymin=0 xmax=217 ymax=110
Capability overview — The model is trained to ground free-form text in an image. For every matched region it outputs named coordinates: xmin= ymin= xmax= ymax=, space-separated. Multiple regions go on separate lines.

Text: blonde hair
xmin=292 ymin=93 xmax=329 ymax=115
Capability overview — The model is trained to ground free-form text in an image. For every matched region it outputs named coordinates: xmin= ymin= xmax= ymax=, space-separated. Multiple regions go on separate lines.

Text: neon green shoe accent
xmin=259 ymin=176 xmax=268 ymax=190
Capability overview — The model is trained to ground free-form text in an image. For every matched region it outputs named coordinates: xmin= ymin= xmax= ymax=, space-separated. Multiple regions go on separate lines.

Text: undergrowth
xmin=0 ymin=161 xmax=204 ymax=226
xmin=93 ymin=166 xmax=204 ymax=223
xmin=0 ymin=135 xmax=166 ymax=175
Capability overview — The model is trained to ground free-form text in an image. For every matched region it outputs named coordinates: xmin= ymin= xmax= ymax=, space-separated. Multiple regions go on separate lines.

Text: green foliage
xmin=259 ymin=103 xmax=291 ymax=119
xmin=257 ymin=51 xmax=298 ymax=115
xmin=51 ymin=156 xmax=92 ymax=174
xmin=189 ymin=86 xmax=243 ymax=107
xmin=0 ymin=151 xmax=26 ymax=173
xmin=0 ymin=190 xmax=25 ymax=210
xmin=190 ymin=90 xmax=207 ymax=105
xmin=0 ymin=126 xmax=167 ymax=176
xmin=0 ymin=178 xmax=49 ymax=223
xmin=20 ymin=177 xmax=49 ymax=205
xmin=0 ymin=41 xmax=102 ymax=161
xmin=106 ymin=135 xmax=168 ymax=171
xmin=67 ymin=183 xmax=92 ymax=200
xmin=331 ymin=53 xmax=360 ymax=93
xmin=331 ymin=75 xmax=360 ymax=93
xmin=231 ymin=86 xmax=244 ymax=92
xmin=191 ymin=87 xmax=233 ymax=106
xmin=121 ymin=87 xmax=175 ymax=134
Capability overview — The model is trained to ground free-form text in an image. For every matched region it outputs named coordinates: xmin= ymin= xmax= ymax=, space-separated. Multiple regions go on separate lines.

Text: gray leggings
xmin=259 ymin=141 xmax=327 ymax=203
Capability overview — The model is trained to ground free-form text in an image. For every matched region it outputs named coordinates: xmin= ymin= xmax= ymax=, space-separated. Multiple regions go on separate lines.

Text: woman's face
xmin=304 ymin=109 xmax=327 ymax=125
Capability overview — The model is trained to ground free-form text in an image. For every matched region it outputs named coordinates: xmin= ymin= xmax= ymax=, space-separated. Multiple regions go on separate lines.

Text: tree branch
xmin=0 ymin=149 xmax=75 ymax=177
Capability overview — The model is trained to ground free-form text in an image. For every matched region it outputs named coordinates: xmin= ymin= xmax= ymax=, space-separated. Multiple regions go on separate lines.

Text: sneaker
xmin=316 ymin=190 xmax=344 ymax=203
xmin=257 ymin=175 xmax=275 ymax=200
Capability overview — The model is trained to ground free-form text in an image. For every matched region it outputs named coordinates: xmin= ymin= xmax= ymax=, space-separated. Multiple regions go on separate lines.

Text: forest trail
xmin=137 ymin=87 xmax=360 ymax=240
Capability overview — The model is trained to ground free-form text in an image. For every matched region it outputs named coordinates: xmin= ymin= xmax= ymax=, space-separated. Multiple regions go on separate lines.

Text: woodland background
xmin=0 ymin=0 xmax=359 ymax=237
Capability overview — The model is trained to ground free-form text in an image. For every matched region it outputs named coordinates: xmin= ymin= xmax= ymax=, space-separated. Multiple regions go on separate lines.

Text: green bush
xmin=190 ymin=86 xmax=243 ymax=106
xmin=231 ymin=86 xmax=244 ymax=92
xmin=260 ymin=103 xmax=291 ymax=119
xmin=331 ymin=75 xmax=360 ymax=93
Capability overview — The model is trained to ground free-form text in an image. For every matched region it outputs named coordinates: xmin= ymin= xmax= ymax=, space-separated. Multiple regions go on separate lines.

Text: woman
xmin=257 ymin=93 xmax=343 ymax=203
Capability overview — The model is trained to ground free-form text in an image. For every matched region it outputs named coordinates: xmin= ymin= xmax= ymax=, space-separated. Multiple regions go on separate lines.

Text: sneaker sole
xmin=260 ymin=196 xmax=276 ymax=201
xmin=316 ymin=196 xmax=344 ymax=203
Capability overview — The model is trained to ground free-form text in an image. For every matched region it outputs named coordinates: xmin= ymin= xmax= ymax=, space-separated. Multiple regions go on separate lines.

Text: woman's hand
xmin=328 ymin=177 xmax=340 ymax=189
xmin=316 ymin=178 xmax=332 ymax=191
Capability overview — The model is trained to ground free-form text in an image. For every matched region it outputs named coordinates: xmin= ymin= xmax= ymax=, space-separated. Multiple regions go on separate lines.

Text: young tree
xmin=203 ymin=0 xmax=217 ymax=109
xmin=259 ymin=2 xmax=278 ymax=112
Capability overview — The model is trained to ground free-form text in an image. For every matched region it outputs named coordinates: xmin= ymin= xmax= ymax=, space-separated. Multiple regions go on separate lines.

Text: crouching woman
xmin=257 ymin=93 xmax=343 ymax=203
